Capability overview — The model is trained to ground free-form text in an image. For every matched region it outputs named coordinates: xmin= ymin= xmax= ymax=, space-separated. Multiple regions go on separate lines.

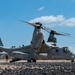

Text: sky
xmin=0 ymin=0 xmax=75 ymax=53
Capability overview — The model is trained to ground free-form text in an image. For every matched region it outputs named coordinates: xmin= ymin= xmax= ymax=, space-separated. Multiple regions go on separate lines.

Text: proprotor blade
xmin=41 ymin=26 xmax=70 ymax=36
xmin=20 ymin=20 xmax=40 ymax=27
xmin=52 ymin=30 xmax=70 ymax=36
xmin=20 ymin=20 xmax=70 ymax=36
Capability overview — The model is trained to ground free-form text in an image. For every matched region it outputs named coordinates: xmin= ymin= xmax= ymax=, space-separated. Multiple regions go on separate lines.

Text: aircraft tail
xmin=0 ymin=38 xmax=4 ymax=46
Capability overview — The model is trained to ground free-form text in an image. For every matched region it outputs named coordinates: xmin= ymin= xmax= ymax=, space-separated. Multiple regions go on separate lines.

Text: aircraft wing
xmin=11 ymin=51 xmax=29 ymax=60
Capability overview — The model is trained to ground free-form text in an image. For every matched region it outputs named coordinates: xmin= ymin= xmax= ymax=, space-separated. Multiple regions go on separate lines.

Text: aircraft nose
xmin=71 ymin=53 xmax=75 ymax=58
xmin=74 ymin=54 xmax=75 ymax=58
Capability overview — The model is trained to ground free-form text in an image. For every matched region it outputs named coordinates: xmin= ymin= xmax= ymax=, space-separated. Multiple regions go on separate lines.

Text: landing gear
xmin=27 ymin=60 xmax=31 ymax=62
xmin=32 ymin=59 xmax=36 ymax=62
xmin=10 ymin=58 xmax=21 ymax=63
xmin=71 ymin=59 xmax=74 ymax=62
xmin=27 ymin=59 xmax=36 ymax=63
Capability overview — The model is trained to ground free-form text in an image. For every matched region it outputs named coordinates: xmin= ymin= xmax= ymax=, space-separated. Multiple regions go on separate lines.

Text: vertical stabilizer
xmin=0 ymin=38 xmax=4 ymax=46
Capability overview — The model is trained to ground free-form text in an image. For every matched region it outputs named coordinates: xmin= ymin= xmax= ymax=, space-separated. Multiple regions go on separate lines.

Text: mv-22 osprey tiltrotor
xmin=0 ymin=21 xmax=75 ymax=62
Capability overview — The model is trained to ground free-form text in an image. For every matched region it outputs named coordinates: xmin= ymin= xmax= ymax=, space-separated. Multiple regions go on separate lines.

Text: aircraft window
xmin=70 ymin=53 xmax=72 ymax=55
xmin=56 ymin=49 xmax=59 ymax=52
xmin=63 ymin=47 xmax=70 ymax=53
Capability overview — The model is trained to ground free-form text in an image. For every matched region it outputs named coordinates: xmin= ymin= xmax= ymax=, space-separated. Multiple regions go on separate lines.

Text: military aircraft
xmin=0 ymin=38 xmax=9 ymax=62
xmin=0 ymin=21 xmax=75 ymax=62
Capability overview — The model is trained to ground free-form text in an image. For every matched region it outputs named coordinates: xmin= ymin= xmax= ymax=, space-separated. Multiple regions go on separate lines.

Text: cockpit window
xmin=63 ymin=47 xmax=70 ymax=53
xmin=56 ymin=49 xmax=59 ymax=52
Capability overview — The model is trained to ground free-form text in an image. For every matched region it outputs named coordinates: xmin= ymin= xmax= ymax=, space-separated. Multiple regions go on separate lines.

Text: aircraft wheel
xmin=27 ymin=60 xmax=31 ymax=62
xmin=71 ymin=59 xmax=74 ymax=62
xmin=10 ymin=61 xmax=13 ymax=63
xmin=10 ymin=58 xmax=20 ymax=63
xmin=32 ymin=59 xmax=36 ymax=62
